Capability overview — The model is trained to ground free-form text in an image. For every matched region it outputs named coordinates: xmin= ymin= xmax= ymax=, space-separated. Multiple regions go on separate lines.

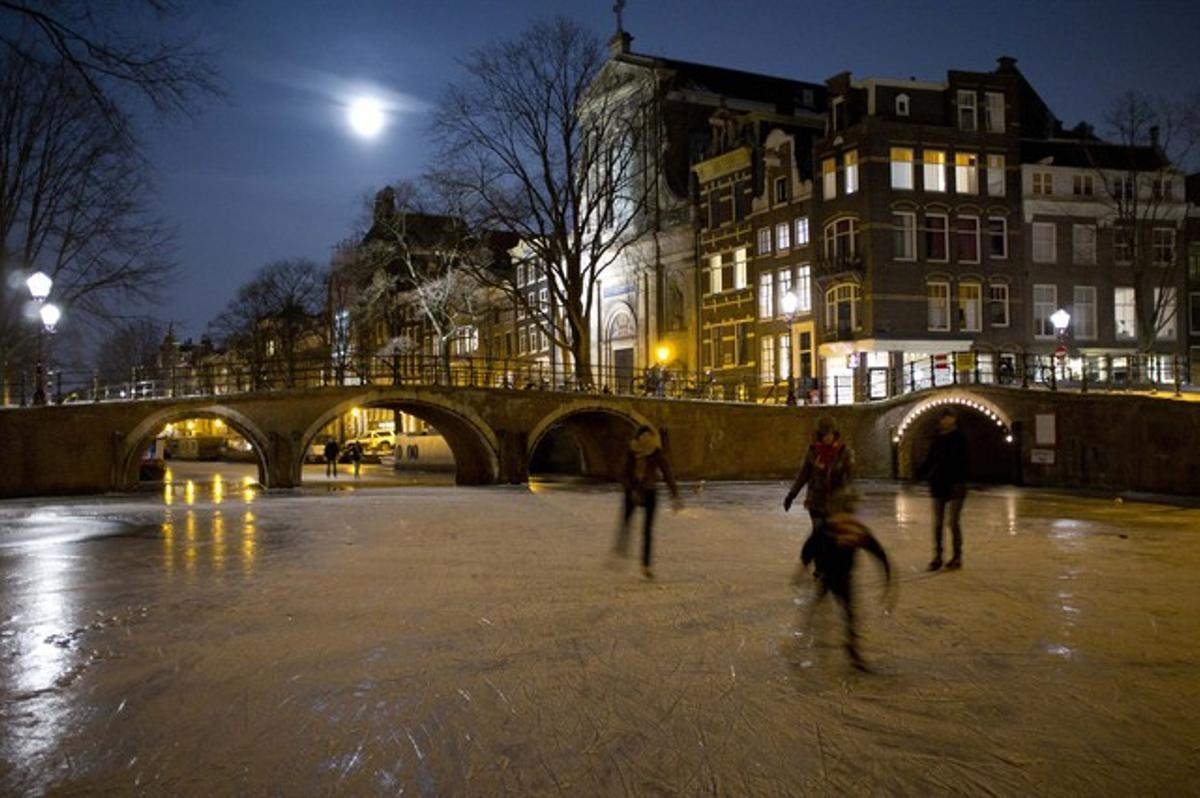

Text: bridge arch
xmin=886 ymin=389 xmax=1017 ymax=482
xmin=297 ymin=391 xmax=500 ymax=485
xmin=119 ymin=404 xmax=271 ymax=490
xmin=526 ymin=401 xmax=651 ymax=480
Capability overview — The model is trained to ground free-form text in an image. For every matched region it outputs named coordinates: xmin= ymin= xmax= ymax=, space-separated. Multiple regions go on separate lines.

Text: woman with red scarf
xmin=783 ymin=416 xmax=856 ymax=576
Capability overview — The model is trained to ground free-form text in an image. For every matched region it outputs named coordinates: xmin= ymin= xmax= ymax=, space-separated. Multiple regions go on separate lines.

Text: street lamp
xmin=26 ymin=271 xmax=59 ymax=405
xmin=1050 ymin=308 xmax=1070 ymax=336
xmin=781 ymin=291 xmax=799 ymax=405
xmin=1050 ymin=308 xmax=1070 ymax=389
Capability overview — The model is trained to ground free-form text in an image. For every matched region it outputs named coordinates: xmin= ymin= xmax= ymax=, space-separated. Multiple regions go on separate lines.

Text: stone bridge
xmin=2 ymin=384 xmax=1198 ymax=498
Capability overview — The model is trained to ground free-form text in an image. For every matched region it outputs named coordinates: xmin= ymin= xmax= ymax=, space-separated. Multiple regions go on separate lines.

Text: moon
xmin=347 ymin=97 xmax=385 ymax=138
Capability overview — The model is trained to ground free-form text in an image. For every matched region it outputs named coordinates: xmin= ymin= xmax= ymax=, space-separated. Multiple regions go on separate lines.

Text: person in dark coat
xmin=323 ymin=439 xmax=340 ymax=479
xmin=616 ymin=425 xmax=682 ymax=579
xmin=801 ymin=511 xmax=893 ymax=669
xmin=783 ymin=415 xmax=855 ymax=581
xmin=918 ymin=410 xmax=969 ymax=570
xmin=348 ymin=441 xmax=363 ymax=479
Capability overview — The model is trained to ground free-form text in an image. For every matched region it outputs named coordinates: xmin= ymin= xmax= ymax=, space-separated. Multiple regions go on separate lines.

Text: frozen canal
xmin=1 ymin=474 xmax=1198 ymax=794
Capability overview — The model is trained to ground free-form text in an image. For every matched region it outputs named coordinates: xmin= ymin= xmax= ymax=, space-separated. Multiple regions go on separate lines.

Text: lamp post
xmin=26 ymin=271 xmax=60 ymax=405
xmin=781 ymin=291 xmax=799 ymax=405
xmin=652 ymin=342 xmax=672 ymax=397
xmin=1050 ymin=307 xmax=1070 ymax=390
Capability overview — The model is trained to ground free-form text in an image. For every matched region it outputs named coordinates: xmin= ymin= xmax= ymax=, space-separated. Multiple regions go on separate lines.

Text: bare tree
xmin=342 ymin=183 xmax=492 ymax=382
xmin=0 ymin=1 xmax=219 ymax=131
xmin=0 ymin=53 xmax=175 ymax=390
xmin=1090 ymin=91 xmax=1199 ymax=355
xmin=431 ymin=16 xmax=653 ymax=388
xmin=93 ymin=317 xmax=167 ymax=383
xmin=209 ymin=259 xmax=327 ymax=389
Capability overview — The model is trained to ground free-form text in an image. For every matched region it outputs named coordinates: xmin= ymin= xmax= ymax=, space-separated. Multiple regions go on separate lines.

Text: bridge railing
xmin=0 ymin=350 xmax=1192 ymax=408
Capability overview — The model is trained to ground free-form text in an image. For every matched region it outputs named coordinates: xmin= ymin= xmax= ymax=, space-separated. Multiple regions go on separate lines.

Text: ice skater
xmin=783 ymin=415 xmax=855 ymax=582
xmin=800 ymin=510 xmax=892 ymax=669
xmin=324 ymin=438 xmax=340 ymax=479
xmin=918 ymin=410 xmax=969 ymax=571
xmin=616 ymin=425 xmax=682 ymax=579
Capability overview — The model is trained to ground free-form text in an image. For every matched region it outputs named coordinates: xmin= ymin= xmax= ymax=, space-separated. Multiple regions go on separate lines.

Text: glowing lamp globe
xmin=39 ymin=302 xmax=61 ymax=332
xmin=27 ymin=271 xmax=52 ymax=301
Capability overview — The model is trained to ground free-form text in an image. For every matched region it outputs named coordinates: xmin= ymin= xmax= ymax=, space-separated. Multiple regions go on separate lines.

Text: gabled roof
xmin=1020 ymin=138 xmax=1169 ymax=171
xmin=617 ymin=51 xmax=826 ymax=112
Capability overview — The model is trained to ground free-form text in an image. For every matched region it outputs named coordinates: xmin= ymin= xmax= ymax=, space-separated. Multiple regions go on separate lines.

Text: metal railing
xmin=0 ymin=350 xmax=1191 ymax=409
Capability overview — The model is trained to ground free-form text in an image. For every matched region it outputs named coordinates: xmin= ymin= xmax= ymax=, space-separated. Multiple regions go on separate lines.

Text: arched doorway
xmin=605 ymin=306 xmax=637 ymax=394
xmin=893 ymin=394 xmax=1017 ymax=484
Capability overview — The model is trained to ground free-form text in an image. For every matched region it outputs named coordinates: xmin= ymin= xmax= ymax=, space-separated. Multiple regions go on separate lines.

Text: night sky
xmin=146 ymin=0 xmax=1200 ymax=340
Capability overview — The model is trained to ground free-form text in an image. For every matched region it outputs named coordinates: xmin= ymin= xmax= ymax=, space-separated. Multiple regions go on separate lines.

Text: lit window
xmin=758 ymin=272 xmax=773 ymax=318
xmin=1072 ymin=224 xmax=1097 ymax=265
xmin=925 ymin=213 xmax=948 ymax=261
xmin=708 ymin=254 xmax=723 ymax=294
xmin=776 ymin=222 xmax=791 ymax=252
xmin=796 ymin=265 xmax=812 ymax=313
xmin=760 ymin=335 xmax=776 ymax=383
xmin=778 ymin=334 xmax=792 ymax=380
xmin=893 ymin=212 xmax=916 ymax=261
xmin=1155 ymin=287 xmax=1177 ymax=339
xmin=1032 ymin=222 xmax=1056 ymax=263
xmin=757 ymin=227 xmax=772 ymax=255
xmin=1073 ymin=286 xmax=1097 ymax=340
xmin=1032 ymin=171 xmax=1054 ymax=196
xmin=795 ymin=217 xmax=810 ymax=246
xmin=955 ymin=152 xmax=978 ymax=194
xmin=776 ymin=268 xmax=793 ymax=317
xmin=1153 ymin=228 xmax=1175 ymax=265
xmin=958 ymin=282 xmax=982 ymax=332
xmin=988 ymin=283 xmax=1009 ymax=327
xmin=956 ymin=216 xmax=980 ymax=263
xmin=927 ymin=282 xmax=950 ymax=331
xmin=822 ymin=157 xmax=837 ymax=200
xmin=923 ymin=150 xmax=946 ymax=192
xmin=1033 ymin=284 xmax=1057 ymax=338
xmin=983 ymin=91 xmax=1005 ymax=133
xmin=1114 ymin=286 xmax=1137 ymax=340
xmin=957 ymin=90 xmax=977 ymax=131
xmin=844 ymin=150 xmax=859 ymax=194
xmin=733 ymin=247 xmax=748 ymax=289
xmin=891 ymin=147 xmax=914 ymax=190
xmin=987 ymin=154 xmax=1006 ymax=196
xmin=987 ymin=217 xmax=1007 ymax=259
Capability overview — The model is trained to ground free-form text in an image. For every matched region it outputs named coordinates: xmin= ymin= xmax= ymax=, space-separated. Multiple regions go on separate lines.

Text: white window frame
xmin=1033 ymin=171 xmax=1054 ymax=196
xmin=957 ymin=90 xmax=977 ymax=131
xmin=893 ymin=211 xmax=916 ymax=261
xmin=987 ymin=216 xmax=1008 ymax=259
xmin=958 ymin=282 xmax=983 ymax=332
xmin=1033 ymin=283 xmax=1057 ymax=339
xmin=1073 ymin=285 xmax=1097 ymax=340
xmin=776 ymin=268 xmax=793 ymax=318
xmin=1155 ymin=287 xmax=1177 ymax=340
xmin=760 ymin=334 xmax=776 ymax=383
xmin=987 ymin=154 xmax=1006 ymax=196
xmin=708 ymin=254 xmax=723 ymax=294
xmin=823 ymin=217 xmax=859 ymax=261
xmin=956 ymin=215 xmax=981 ymax=264
xmin=774 ymin=176 xmax=788 ymax=204
xmin=757 ymin=227 xmax=772 ymax=256
xmin=1032 ymin=222 xmax=1057 ymax=264
xmin=1114 ymin=225 xmax=1133 ymax=265
xmin=896 ymin=93 xmax=910 ymax=117
xmin=1072 ymin=224 xmax=1097 ymax=265
xmin=923 ymin=150 xmax=947 ymax=192
xmin=1073 ymin=174 xmax=1094 ymax=196
xmin=825 ymin=283 xmax=861 ymax=333
xmin=795 ymin=216 xmax=810 ymax=246
xmin=733 ymin=247 xmax=748 ymax=289
xmin=758 ymin=272 xmax=773 ymax=319
xmin=927 ymin=281 xmax=951 ymax=331
xmin=822 ymin=157 xmax=837 ymax=200
xmin=778 ymin=333 xmax=792 ymax=380
xmin=890 ymin=147 xmax=914 ymax=190
xmin=983 ymin=91 xmax=1005 ymax=133
xmin=844 ymin=150 xmax=859 ymax=194
xmin=1114 ymin=286 xmax=1137 ymax=340
xmin=775 ymin=222 xmax=791 ymax=252
xmin=988 ymin=283 xmax=1010 ymax=327
xmin=955 ymin=152 xmax=978 ymax=194
xmin=796 ymin=265 xmax=812 ymax=313
xmin=1153 ymin=228 xmax=1176 ymax=265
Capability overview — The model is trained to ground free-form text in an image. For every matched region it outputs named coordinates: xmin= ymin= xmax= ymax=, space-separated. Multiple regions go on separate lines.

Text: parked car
xmin=350 ymin=429 xmax=395 ymax=453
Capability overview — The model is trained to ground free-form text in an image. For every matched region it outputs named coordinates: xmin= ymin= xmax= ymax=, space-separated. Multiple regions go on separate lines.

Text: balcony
xmin=814 ymin=253 xmax=864 ymax=279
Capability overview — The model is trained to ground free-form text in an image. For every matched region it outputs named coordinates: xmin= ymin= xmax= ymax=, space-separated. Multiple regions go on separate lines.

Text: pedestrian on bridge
xmin=784 ymin=415 xmax=856 ymax=584
xmin=616 ymin=425 xmax=682 ymax=579
xmin=324 ymin=438 xmax=340 ymax=479
xmin=918 ymin=409 xmax=969 ymax=571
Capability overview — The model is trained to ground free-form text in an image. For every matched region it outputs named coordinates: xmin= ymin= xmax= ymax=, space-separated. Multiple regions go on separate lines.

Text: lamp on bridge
xmin=781 ymin=291 xmax=799 ymax=405
xmin=26 ymin=271 xmax=61 ymax=406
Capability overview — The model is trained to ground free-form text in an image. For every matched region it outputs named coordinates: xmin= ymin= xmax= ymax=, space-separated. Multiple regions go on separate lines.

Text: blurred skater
xmin=801 ymin=511 xmax=892 ymax=669
xmin=783 ymin=415 xmax=855 ymax=582
xmin=616 ymin=425 xmax=682 ymax=579
xmin=918 ymin=410 xmax=969 ymax=571
xmin=348 ymin=441 xmax=363 ymax=479
xmin=324 ymin=438 xmax=340 ymax=479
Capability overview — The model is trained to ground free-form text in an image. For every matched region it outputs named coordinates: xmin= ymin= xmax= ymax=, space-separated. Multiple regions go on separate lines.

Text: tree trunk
xmin=438 ymin=335 xmax=453 ymax=386
xmin=571 ymin=319 xmax=593 ymax=389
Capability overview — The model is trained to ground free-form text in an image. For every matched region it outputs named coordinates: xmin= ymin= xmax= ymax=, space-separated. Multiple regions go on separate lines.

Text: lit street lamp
xmin=25 ymin=271 xmax=61 ymax=405
xmin=1050 ymin=308 xmax=1071 ymax=337
xmin=1049 ymin=307 xmax=1070 ymax=390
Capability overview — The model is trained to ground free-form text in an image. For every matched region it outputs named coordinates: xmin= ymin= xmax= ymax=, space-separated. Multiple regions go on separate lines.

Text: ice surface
xmin=1 ymin=472 xmax=1198 ymax=794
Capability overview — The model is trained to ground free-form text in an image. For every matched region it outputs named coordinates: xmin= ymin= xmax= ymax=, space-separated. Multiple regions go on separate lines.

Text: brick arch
xmin=296 ymin=391 xmax=501 ymax=485
xmin=883 ymin=389 xmax=1018 ymax=482
xmin=526 ymin=401 xmax=652 ymax=481
xmin=118 ymin=404 xmax=271 ymax=490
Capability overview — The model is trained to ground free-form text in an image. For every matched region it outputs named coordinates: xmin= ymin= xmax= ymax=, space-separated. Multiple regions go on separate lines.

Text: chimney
xmin=996 ymin=56 xmax=1018 ymax=73
xmin=608 ymin=30 xmax=633 ymax=58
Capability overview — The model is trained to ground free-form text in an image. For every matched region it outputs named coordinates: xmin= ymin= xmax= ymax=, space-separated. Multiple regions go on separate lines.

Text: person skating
xmin=616 ymin=425 xmax=682 ymax=579
xmin=348 ymin=441 xmax=363 ymax=479
xmin=918 ymin=410 xmax=969 ymax=571
xmin=783 ymin=416 xmax=855 ymax=582
xmin=800 ymin=509 xmax=893 ymax=669
xmin=323 ymin=438 xmax=340 ymax=479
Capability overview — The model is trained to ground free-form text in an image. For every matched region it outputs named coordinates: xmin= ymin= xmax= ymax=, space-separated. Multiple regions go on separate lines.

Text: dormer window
xmin=831 ymin=97 xmax=845 ymax=132
xmin=896 ymin=93 xmax=910 ymax=117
